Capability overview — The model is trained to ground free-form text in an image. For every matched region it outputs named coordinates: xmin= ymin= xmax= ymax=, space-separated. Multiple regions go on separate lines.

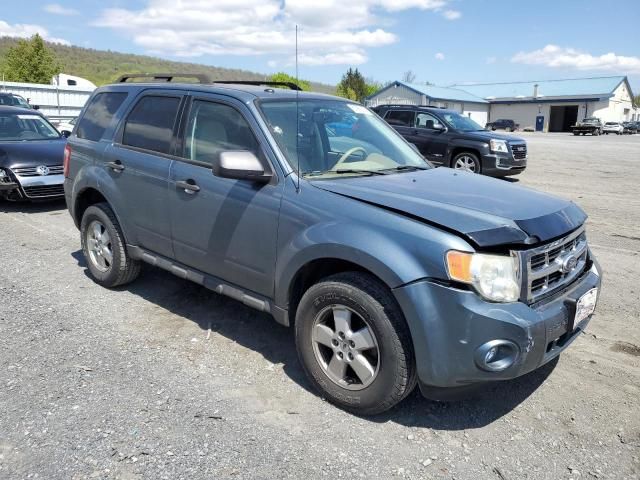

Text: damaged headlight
xmin=445 ymin=251 xmax=521 ymax=302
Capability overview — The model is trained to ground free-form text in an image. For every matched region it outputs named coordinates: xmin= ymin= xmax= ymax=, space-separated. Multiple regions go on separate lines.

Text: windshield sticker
xmin=17 ymin=115 xmax=42 ymax=120
xmin=347 ymin=104 xmax=372 ymax=115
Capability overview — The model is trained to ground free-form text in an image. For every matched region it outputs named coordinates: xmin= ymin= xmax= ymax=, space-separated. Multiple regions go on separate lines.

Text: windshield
xmin=258 ymin=99 xmax=430 ymax=179
xmin=0 ymin=113 xmax=60 ymax=141
xmin=583 ymin=118 xmax=598 ymax=123
xmin=0 ymin=95 xmax=30 ymax=108
xmin=440 ymin=112 xmax=484 ymax=132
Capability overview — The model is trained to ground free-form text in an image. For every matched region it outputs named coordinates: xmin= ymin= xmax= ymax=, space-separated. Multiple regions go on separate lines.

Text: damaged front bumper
xmin=393 ymin=259 xmax=601 ymax=397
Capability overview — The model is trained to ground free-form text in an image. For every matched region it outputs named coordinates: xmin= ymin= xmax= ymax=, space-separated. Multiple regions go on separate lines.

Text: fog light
xmin=475 ymin=340 xmax=520 ymax=372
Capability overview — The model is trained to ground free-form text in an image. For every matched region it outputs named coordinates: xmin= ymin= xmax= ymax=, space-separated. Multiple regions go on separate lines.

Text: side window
xmin=415 ymin=112 xmax=443 ymax=129
xmin=77 ymin=92 xmax=128 ymax=142
xmin=184 ymin=100 xmax=260 ymax=163
xmin=384 ymin=110 xmax=415 ymax=127
xmin=122 ymin=96 xmax=181 ymax=155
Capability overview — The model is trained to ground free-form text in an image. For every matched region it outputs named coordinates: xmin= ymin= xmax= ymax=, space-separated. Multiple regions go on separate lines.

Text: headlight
xmin=0 ymin=168 xmax=7 ymax=180
xmin=490 ymin=139 xmax=509 ymax=153
xmin=446 ymin=251 xmax=521 ymax=302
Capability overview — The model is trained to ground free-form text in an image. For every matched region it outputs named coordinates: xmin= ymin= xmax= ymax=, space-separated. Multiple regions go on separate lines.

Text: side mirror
xmin=32 ymin=105 xmax=40 ymax=110
xmin=213 ymin=151 xmax=271 ymax=183
xmin=433 ymin=124 xmax=447 ymax=132
xmin=61 ymin=130 xmax=71 ymax=138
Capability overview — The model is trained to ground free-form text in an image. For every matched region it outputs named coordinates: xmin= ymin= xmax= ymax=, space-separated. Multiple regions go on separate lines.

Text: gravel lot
xmin=1 ymin=133 xmax=639 ymax=480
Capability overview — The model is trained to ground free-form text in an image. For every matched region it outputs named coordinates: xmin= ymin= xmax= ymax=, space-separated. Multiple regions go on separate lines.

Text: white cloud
xmin=512 ymin=45 xmax=640 ymax=74
xmin=435 ymin=52 xmax=445 ymax=60
xmin=44 ymin=3 xmax=79 ymax=15
xmin=94 ymin=0 xmax=456 ymax=66
xmin=442 ymin=10 xmax=461 ymax=20
xmin=0 ymin=20 xmax=69 ymax=45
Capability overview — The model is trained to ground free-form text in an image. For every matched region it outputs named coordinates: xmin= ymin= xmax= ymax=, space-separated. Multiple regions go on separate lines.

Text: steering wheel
xmin=334 ymin=146 xmax=367 ymax=169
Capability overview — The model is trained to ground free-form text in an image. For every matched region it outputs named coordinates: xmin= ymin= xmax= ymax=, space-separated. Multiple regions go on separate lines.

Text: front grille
xmin=519 ymin=227 xmax=588 ymax=303
xmin=22 ymin=184 xmax=64 ymax=198
xmin=511 ymin=143 xmax=527 ymax=160
xmin=12 ymin=165 xmax=64 ymax=177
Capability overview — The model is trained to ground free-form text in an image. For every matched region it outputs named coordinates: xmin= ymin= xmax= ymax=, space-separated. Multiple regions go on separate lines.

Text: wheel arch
xmin=449 ymin=146 xmax=482 ymax=168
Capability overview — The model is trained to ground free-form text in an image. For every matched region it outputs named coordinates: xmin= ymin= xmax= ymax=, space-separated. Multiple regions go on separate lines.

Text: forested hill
xmin=0 ymin=37 xmax=335 ymax=93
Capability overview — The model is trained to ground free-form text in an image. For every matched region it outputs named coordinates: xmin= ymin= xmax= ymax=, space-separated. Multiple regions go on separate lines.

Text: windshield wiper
xmin=332 ymin=168 xmax=388 ymax=176
xmin=380 ymin=165 xmax=429 ymax=172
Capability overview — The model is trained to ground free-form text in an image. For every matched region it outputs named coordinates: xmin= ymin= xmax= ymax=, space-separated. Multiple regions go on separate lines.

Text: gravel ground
xmin=1 ymin=133 xmax=639 ymax=480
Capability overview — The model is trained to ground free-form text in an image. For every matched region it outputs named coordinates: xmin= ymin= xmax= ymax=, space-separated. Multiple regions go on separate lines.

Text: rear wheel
xmin=295 ymin=272 xmax=416 ymax=415
xmin=452 ymin=152 xmax=481 ymax=174
xmin=80 ymin=203 xmax=140 ymax=288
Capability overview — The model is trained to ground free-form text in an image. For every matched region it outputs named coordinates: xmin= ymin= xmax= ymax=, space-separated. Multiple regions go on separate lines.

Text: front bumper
xmin=0 ymin=172 xmax=65 ymax=200
xmin=482 ymin=152 xmax=527 ymax=176
xmin=393 ymin=258 xmax=601 ymax=393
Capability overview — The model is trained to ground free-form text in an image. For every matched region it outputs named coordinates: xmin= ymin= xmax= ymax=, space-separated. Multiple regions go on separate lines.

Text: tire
xmin=80 ymin=202 xmax=141 ymax=288
xmin=295 ymin=272 xmax=416 ymax=415
xmin=452 ymin=151 xmax=481 ymax=174
xmin=573 ymin=132 xmax=579 ymax=136
xmin=594 ymin=129 xmax=600 ymax=136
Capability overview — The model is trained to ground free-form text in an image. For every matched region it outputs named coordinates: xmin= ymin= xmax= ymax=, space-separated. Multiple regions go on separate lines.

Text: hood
xmin=0 ymin=139 xmax=67 ymax=169
xmin=457 ymin=130 xmax=525 ymax=143
xmin=311 ymin=168 xmax=586 ymax=248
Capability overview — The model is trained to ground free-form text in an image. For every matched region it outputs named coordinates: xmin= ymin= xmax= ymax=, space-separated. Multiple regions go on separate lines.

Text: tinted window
xmin=184 ymin=100 xmax=259 ymax=162
xmin=77 ymin=92 xmax=127 ymax=142
xmin=123 ymin=96 xmax=181 ymax=154
xmin=385 ymin=110 xmax=415 ymax=127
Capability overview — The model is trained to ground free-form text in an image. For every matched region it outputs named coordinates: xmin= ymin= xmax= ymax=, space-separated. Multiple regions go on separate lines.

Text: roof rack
xmin=116 ymin=73 xmax=213 ymax=84
xmin=115 ymin=73 xmax=302 ymax=91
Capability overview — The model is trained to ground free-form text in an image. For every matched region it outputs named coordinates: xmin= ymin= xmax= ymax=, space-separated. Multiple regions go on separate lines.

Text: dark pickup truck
xmin=572 ymin=117 xmax=603 ymax=136
xmin=373 ymin=105 xmax=527 ymax=177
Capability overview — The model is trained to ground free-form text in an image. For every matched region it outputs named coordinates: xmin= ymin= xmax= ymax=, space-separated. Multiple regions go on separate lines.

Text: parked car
xmin=0 ymin=93 xmax=38 ymax=110
xmin=64 ymin=75 xmax=601 ymax=415
xmin=572 ymin=117 xmax=602 ymax=136
xmin=485 ymin=119 xmax=518 ymax=132
xmin=603 ymin=122 xmax=624 ymax=135
xmin=373 ymin=105 xmax=527 ymax=177
xmin=0 ymin=106 xmax=67 ymax=201
xmin=55 ymin=117 xmax=77 ymax=136
xmin=621 ymin=122 xmax=637 ymax=134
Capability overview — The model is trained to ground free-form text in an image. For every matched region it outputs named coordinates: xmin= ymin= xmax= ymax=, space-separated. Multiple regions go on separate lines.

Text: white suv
xmin=603 ymin=122 xmax=624 ymax=135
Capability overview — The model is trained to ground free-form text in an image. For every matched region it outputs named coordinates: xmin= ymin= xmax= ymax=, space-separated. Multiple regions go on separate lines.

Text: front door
xmin=169 ymin=96 xmax=283 ymax=297
xmin=411 ymin=112 xmax=449 ymax=164
xmin=104 ymin=91 xmax=184 ymax=258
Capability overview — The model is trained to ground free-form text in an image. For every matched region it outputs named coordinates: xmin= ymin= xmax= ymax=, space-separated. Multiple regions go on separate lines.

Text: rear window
xmin=122 ymin=96 xmax=181 ymax=155
xmin=384 ymin=110 xmax=415 ymax=127
xmin=77 ymin=92 xmax=128 ymax=142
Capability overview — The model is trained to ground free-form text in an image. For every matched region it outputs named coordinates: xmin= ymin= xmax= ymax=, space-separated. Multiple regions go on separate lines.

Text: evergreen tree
xmin=2 ymin=34 xmax=60 ymax=84
xmin=336 ymin=68 xmax=367 ymax=102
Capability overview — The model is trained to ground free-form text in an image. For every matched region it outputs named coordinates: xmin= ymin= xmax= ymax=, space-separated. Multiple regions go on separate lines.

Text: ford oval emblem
xmin=36 ymin=165 xmax=50 ymax=176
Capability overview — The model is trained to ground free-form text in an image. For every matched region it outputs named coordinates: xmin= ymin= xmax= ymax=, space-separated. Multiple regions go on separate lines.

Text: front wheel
xmin=452 ymin=152 xmax=481 ymax=174
xmin=295 ymin=272 xmax=416 ymax=415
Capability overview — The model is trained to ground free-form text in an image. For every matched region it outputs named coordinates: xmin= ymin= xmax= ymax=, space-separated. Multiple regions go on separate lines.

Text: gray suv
xmin=64 ymin=74 xmax=601 ymax=415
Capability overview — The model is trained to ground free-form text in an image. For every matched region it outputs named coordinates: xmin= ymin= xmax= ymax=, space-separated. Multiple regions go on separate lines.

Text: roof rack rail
xmin=114 ymin=74 xmax=302 ymax=91
xmin=215 ymin=80 xmax=302 ymax=91
xmin=116 ymin=73 xmax=213 ymax=84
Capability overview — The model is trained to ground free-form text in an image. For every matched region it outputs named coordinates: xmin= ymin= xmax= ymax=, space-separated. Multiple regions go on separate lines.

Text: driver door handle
xmin=176 ymin=179 xmax=200 ymax=194
xmin=106 ymin=160 xmax=125 ymax=172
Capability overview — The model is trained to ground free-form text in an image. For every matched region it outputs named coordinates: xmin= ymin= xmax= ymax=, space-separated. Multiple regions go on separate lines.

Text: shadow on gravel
xmin=70 ymin=254 xmax=314 ymax=394
xmin=373 ymin=357 xmax=559 ymax=430
xmin=70 ymin=249 xmax=558 ymax=427
xmin=0 ymin=198 xmax=67 ymax=214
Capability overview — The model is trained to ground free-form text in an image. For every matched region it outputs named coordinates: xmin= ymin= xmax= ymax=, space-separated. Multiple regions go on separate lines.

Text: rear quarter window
xmin=77 ymin=92 xmax=128 ymax=142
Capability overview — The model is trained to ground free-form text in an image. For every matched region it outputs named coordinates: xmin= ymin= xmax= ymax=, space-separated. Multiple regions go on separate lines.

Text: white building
xmin=366 ymin=76 xmax=637 ymax=132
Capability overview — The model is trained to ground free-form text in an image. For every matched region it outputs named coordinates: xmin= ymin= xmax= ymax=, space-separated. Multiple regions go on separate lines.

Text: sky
xmin=1 ymin=0 xmax=639 ymax=93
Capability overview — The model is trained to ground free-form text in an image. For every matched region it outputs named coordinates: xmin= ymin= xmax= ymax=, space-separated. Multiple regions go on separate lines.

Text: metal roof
xmin=451 ymin=76 xmax=628 ymax=100
xmin=371 ymin=81 xmax=489 ymax=103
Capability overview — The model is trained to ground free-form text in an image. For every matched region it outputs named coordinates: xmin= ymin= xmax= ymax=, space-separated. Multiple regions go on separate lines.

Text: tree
xmin=634 ymin=94 xmax=640 ymax=107
xmin=402 ymin=70 xmax=416 ymax=83
xmin=364 ymin=79 xmax=384 ymax=98
xmin=269 ymin=71 xmax=311 ymax=91
xmin=336 ymin=68 xmax=368 ymax=102
xmin=2 ymin=34 xmax=60 ymax=83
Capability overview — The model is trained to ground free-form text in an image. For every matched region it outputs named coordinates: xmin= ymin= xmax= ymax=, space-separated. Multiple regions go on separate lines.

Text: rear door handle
xmin=176 ymin=179 xmax=200 ymax=194
xmin=106 ymin=160 xmax=125 ymax=172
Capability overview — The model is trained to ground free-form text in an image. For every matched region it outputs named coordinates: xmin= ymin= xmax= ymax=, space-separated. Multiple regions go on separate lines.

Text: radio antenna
xmin=295 ymin=24 xmax=301 ymax=193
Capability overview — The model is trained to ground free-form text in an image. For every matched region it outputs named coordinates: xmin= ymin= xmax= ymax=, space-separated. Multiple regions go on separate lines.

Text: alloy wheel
xmin=86 ymin=220 xmax=113 ymax=272
xmin=311 ymin=305 xmax=380 ymax=391
xmin=454 ymin=155 xmax=478 ymax=173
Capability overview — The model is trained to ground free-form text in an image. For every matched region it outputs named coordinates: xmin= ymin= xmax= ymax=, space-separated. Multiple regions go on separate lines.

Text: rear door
xmin=103 ymin=90 xmax=184 ymax=258
xmin=383 ymin=109 xmax=415 ymax=139
xmin=168 ymin=94 xmax=283 ymax=297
